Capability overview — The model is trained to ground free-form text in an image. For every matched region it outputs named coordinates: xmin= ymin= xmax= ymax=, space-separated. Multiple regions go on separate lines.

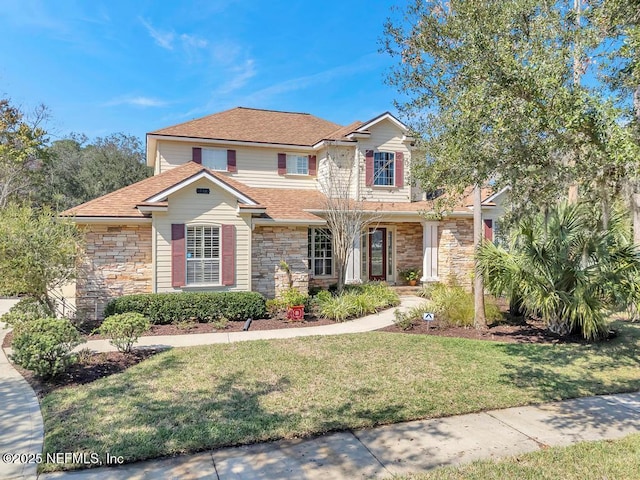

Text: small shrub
xmin=429 ymin=284 xmax=502 ymax=327
xmin=280 ymin=288 xmax=308 ymax=307
xmin=393 ymin=309 xmax=415 ymax=330
xmin=319 ymin=283 xmax=400 ymax=321
xmin=419 ymin=282 xmax=442 ymax=299
xmin=212 ymin=317 xmax=228 ymax=330
xmin=103 ymin=292 xmax=267 ymax=324
xmin=11 ymin=317 xmax=82 ymax=378
xmin=176 ymin=319 xmax=197 ymax=331
xmin=98 ymin=313 xmax=150 ymax=353
xmin=1 ymin=297 xmax=53 ymax=327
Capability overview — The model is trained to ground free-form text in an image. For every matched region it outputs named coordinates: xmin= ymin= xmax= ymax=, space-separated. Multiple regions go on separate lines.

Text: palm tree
xmin=477 ymin=202 xmax=640 ymax=341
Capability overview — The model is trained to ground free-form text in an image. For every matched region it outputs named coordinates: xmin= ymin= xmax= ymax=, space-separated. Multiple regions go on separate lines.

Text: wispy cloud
xmin=104 ymin=96 xmax=168 ymax=108
xmin=140 ymin=17 xmax=174 ymax=50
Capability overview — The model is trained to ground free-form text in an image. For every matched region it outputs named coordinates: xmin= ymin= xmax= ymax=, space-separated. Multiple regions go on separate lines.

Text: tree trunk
xmin=547 ymin=315 xmax=572 ymax=337
xmin=633 ymin=193 xmax=640 ymax=245
xmin=473 ymin=185 xmax=486 ymax=329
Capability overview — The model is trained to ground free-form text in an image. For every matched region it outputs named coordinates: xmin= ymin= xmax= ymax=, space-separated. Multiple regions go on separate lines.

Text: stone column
xmin=421 ymin=221 xmax=439 ymax=282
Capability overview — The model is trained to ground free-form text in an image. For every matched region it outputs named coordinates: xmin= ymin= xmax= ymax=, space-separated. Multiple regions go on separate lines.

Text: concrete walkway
xmin=74 ymin=295 xmax=426 ymax=353
xmin=38 ymin=392 xmax=640 ymax=480
xmin=0 ymin=325 xmax=44 ymax=480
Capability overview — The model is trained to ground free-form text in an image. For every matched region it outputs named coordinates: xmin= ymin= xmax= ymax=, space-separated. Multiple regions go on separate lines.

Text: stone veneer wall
xmin=394 ymin=223 xmax=423 ymax=282
xmin=437 ymin=218 xmax=474 ymax=288
xmin=77 ymin=224 xmax=152 ymax=321
xmin=251 ymin=226 xmax=309 ymax=298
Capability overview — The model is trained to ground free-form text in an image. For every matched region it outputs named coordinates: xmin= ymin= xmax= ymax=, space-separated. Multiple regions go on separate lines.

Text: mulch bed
xmin=377 ymin=316 xmax=588 ymax=344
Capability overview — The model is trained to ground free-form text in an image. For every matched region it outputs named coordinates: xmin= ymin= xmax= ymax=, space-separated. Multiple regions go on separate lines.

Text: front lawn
xmin=41 ymin=321 xmax=640 ymax=471
xmin=399 ymin=433 xmax=640 ymax=480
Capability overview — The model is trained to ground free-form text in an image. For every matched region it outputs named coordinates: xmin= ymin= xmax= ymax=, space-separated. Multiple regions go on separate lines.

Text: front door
xmin=369 ymin=228 xmax=386 ymax=281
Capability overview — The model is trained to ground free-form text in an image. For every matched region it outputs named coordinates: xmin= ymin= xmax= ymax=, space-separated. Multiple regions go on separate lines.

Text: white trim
xmin=66 ymin=216 xmax=152 ymax=224
xmin=421 ymin=221 xmax=439 ymax=282
xmin=344 ymin=132 xmax=371 ymax=139
xmin=147 ymin=134 xmax=317 ymax=151
xmin=252 ymin=218 xmax=326 ymax=226
xmin=482 ymin=186 xmax=510 ymax=204
xmin=145 ymin=170 xmax=257 ymax=205
xmin=312 ymin=139 xmax=356 ymax=149
xmin=237 ymin=207 xmax=267 ymax=215
xmin=136 ymin=205 xmax=168 ymax=214
xmin=356 ymin=112 xmax=408 ymax=133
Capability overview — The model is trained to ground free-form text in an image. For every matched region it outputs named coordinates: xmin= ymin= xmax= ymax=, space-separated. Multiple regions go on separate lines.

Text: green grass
xmin=40 ymin=321 xmax=640 ymax=471
xmin=397 ymin=433 xmax=640 ymax=480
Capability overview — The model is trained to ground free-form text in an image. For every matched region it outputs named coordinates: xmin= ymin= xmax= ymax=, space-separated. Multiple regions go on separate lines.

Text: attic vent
xmin=196 ymin=188 xmax=210 ymax=195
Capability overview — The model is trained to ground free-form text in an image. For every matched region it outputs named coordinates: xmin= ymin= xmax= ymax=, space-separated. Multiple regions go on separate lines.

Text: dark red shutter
xmin=484 ymin=219 xmax=493 ymax=241
xmin=395 ymin=151 xmax=404 ymax=187
xmin=221 ymin=224 xmax=235 ymax=286
xmin=365 ymin=150 xmax=374 ymax=186
xmin=227 ymin=149 xmax=237 ymax=173
xmin=171 ymin=224 xmax=186 ymax=287
xmin=192 ymin=147 xmax=202 ymax=164
xmin=277 ymin=153 xmax=287 ymax=175
xmin=309 ymin=155 xmax=317 ymax=176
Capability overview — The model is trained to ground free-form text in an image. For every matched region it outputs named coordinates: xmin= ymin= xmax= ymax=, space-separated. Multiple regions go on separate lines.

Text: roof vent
xmin=196 ymin=188 xmax=210 ymax=194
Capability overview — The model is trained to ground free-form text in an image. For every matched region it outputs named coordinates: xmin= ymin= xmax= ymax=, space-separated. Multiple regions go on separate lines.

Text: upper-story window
xmin=374 ymin=152 xmax=395 ymax=186
xmin=287 ymin=154 xmax=309 ymax=175
xmin=202 ymin=148 xmax=227 ymax=171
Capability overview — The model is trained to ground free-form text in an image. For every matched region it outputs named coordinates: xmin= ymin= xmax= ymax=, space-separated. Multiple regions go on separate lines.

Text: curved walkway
xmin=77 ymin=295 xmax=426 ymax=353
xmin=0 ymin=326 xmax=43 ymax=480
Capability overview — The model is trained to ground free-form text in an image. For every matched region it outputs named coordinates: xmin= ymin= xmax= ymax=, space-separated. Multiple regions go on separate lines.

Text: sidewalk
xmin=0 ymin=326 xmax=43 ymax=480
xmin=39 ymin=392 xmax=640 ymax=480
xmin=74 ymin=295 xmax=426 ymax=353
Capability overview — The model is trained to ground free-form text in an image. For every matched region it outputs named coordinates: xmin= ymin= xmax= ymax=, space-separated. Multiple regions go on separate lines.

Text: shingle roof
xmin=150 ymin=107 xmax=344 ymax=146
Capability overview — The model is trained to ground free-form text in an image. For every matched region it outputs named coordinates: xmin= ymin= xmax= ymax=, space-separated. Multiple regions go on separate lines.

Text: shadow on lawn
xmin=495 ymin=321 xmax=640 ymax=402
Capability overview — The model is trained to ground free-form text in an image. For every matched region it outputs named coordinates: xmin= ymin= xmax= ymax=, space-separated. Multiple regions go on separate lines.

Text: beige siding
xmin=154 ymin=178 xmax=251 ymax=293
xmin=357 ymin=119 xmax=413 ymax=203
xmin=157 ymin=141 xmax=318 ymax=190
xmin=317 ymin=145 xmax=358 ymax=198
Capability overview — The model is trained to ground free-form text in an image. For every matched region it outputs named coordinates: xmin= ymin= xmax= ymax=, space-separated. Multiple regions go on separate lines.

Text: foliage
xmin=393 ymin=309 xmax=416 ymax=330
xmin=398 ymin=267 xmax=421 ymax=282
xmin=266 ymin=288 xmax=309 ymax=320
xmin=103 ymin=292 xmax=266 ymax=324
xmin=98 ymin=313 xmax=150 ymax=353
xmin=317 ymin=282 xmax=400 ymax=321
xmin=0 ymin=297 xmax=53 ymax=327
xmin=10 ymin=317 xmax=82 ymax=378
xmin=427 ymin=283 xmax=501 ymax=328
xmin=279 ymin=287 xmax=308 ymax=307
xmin=40 ymin=133 xmax=152 ymax=211
xmin=477 ymin=202 xmax=640 ymax=340
xmin=0 ymin=99 xmax=50 ymax=207
xmin=0 ymin=204 xmax=83 ymax=312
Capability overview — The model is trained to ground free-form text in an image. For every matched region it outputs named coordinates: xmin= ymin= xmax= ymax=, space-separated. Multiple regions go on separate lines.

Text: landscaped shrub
xmin=393 ymin=309 xmax=416 ymax=330
xmin=10 ymin=317 xmax=82 ymax=378
xmin=103 ymin=292 xmax=266 ymax=324
xmin=266 ymin=288 xmax=309 ymax=320
xmin=318 ymin=282 xmax=400 ymax=322
xmin=428 ymin=283 xmax=501 ymax=327
xmin=1 ymin=297 xmax=53 ymax=327
xmin=98 ymin=313 xmax=150 ymax=353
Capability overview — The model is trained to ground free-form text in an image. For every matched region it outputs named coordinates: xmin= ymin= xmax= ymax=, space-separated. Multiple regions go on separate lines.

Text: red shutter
xmin=395 ymin=152 xmax=404 ymax=188
xmin=227 ymin=149 xmax=237 ymax=173
xmin=192 ymin=147 xmax=202 ymax=164
xmin=309 ymin=155 xmax=317 ymax=176
xmin=484 ymin=219 xmax=493 ymax=241
xmin=171 ymin=224 xmax=186 ymax=287
xmin=277 ymin=153 xmax=287 ymax=175
xmin=221 ymin=224 xmax=235 ymax=286
xmin=365 ymin=150 xmax=374 ymax=186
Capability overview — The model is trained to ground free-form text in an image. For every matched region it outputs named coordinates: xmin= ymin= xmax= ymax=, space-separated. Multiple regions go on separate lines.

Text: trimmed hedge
xmin=103 ymin=292 xmax=267 ymax=324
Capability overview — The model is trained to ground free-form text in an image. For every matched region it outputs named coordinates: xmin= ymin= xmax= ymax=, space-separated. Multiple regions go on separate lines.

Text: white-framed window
xmin=186 ymin=225 xmax=220 ymax=284
xmin=202 ymin=148 xmax=227 ymax=171
xmin=374 ymin=152 xmax=395 ymax=186
xmin=308 ymin=228 xmax=332 ymax=276
xmin=287 ymin=154 xmax=309 ymax=175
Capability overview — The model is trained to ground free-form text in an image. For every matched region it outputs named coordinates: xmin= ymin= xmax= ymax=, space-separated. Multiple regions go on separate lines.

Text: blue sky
xmin=0 ymin=0 xmax=404 ymax=143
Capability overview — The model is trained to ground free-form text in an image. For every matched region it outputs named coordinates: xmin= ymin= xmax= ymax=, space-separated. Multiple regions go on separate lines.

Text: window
xmin=186 ymin=225 xmax=220 ymax=284
xmin=287 ymin=154 xmax=308 ymax=175
xmin=308 ymin=228 xmax=332 ymax=276
xmin=202 ymin=148 xmax=227 ymax=171
xmin=374 ymin=152 xmax=395 ymax=186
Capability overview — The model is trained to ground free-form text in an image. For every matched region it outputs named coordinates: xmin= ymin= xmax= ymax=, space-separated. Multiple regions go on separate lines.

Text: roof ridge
xmin=235 ymin=106 xmax=312 ymax=116
xmin=147 ymin=106 xmax=240 ymax=135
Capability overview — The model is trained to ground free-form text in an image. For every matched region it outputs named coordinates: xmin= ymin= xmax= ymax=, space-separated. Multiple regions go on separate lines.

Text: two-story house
xmin=64 ymin=107 xmax=503 ymax=319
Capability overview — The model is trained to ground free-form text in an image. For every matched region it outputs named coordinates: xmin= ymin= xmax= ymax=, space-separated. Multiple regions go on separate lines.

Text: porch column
xmin=421 ymin=221 xmax=439 ymax=282
xmin=345 ymin=233 xmax=361 ymax=283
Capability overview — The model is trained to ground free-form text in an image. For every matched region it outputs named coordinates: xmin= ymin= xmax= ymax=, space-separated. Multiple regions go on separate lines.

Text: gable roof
xmin=61 ymin=161 xmax=328 ymax=222
xmin=150 ymin=107 xmax=344 ymax=147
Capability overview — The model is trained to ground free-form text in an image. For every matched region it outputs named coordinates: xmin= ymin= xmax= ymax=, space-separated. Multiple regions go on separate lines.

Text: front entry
xmin=369 ymin=227 xmax=386 ymax=281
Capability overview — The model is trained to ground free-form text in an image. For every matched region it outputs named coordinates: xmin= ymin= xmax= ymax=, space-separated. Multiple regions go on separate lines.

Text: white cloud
xmin=140 ymin=17 xmax=175 ymax=50
xmin=104 ymin=96 xmax=168 ymax=108
xmin=215 ymin=59 xmax=256 ymax=94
